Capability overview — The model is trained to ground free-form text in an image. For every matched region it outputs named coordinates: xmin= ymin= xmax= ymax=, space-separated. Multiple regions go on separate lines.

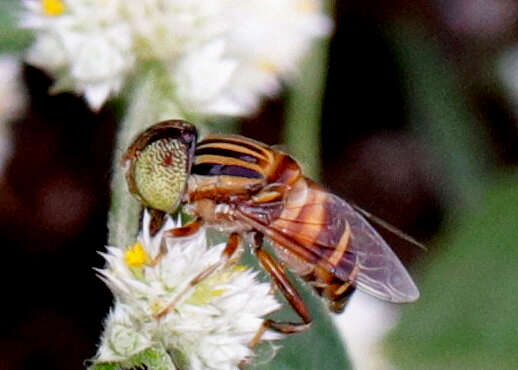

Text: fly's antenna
xmin=352 ymin=204 xmax=428 ymax=251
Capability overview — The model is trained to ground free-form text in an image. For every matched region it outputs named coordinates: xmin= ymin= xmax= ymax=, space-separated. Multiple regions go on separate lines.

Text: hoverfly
xmin=122 ymin=119 xmax=419 ymax=335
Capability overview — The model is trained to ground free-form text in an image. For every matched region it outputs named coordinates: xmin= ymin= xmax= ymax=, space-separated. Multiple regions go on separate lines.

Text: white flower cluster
xmin=95 ymin=211 xmax=282 ymax=369
xmin=0 ymin=55 xmax=26 ymax=173
xmin=21 ymin=0 xmax=331 ymax=113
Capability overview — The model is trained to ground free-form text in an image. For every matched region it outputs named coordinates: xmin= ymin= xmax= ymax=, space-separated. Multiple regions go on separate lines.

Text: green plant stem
xmin=0 ymin=0 xmax=33 ymax=52
xmin=108 ymin=65 xmax=183 ymax=248
xmin=283 ymin=36 xmax=330 ymax=181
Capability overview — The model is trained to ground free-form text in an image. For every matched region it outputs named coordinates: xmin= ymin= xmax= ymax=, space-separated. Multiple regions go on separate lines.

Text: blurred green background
xmin=2 ymin=0 xmax=518 ymax=369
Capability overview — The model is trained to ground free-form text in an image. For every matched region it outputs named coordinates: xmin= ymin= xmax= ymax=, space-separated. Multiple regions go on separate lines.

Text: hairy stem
xmin=108 ymin=65 xmax=183 ymax=247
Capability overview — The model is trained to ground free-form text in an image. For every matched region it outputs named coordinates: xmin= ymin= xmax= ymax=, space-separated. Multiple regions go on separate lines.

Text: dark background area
xmin=2 ymin=1 xmax=518 ymax=368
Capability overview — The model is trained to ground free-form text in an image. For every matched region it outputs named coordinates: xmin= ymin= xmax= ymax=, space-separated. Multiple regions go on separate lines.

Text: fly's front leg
xmin=164 ymin=217 xmax=203 ymax=237
xmin=148 ymin=217 xmax=203 ymax=266
xmin=147 ymin=208 xmax=167 ymax=236
xmin=249 ymin=232 xmax=312 ymax=346
xmin=154 ymin=232 xmax=243 ymax=319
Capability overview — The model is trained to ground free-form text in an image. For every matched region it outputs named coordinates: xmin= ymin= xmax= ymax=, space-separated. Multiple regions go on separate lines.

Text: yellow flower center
xmin=187 ymin=264 xmax=247 ymax=305
xmin=124 ymin=242 xmax=150 ymax=268
xmin=231 ymin=265 xmax=247 ymax=273
xmin=188 ymin=285 xmax=226 ymax=306
xmin=42 ymin=0 xmax=66 ymax=16
xmin=149 ymin=299 xmax=166 ymax=316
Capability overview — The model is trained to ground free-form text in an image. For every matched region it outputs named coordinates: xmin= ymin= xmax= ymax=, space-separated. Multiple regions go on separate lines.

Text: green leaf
xmin=237 ymin=244 xmax=351 ymax=370
xmin=283 ymin=36 xmax=330 ymax=181
xmin=0 ymin=0 xmax=33 ymax=52
xmin=388 ymin=176 xmax=518 ymax=370
xmin=89 ymin=346 xmax=176 ymax=370
xmin=250 ymin=284 xmax=351 ymax=370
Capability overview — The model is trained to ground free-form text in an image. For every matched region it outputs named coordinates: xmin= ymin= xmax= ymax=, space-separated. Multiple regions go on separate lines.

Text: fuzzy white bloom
xmin=0 ymin=55 xmax=26 ymax=174
xmin=21 ymin=0 xmax=331 ymax=113
xmin=95 ymin=211 xmax=282 ymax=369
xmin=22 ymin=0 xmax=135 ymax=110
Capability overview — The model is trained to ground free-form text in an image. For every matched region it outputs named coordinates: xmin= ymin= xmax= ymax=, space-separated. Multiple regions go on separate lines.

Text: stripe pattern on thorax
xmin=193 ymin=134 xmax=275 ymax=180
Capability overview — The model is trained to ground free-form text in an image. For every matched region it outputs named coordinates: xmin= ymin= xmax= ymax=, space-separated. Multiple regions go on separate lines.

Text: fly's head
xmin=123 ymin=120 xmax=198 ymax=213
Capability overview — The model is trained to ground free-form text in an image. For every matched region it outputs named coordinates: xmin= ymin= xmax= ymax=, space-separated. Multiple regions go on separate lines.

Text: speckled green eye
xmin=123 ymin=120 xmax=197 ymax=213
xmin=133 ymin=138 xmax=188 ymax=212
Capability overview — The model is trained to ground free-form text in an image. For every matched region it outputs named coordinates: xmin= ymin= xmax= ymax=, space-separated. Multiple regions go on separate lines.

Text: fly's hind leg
xmin=249 ymin=232 xmax=312 ymax=347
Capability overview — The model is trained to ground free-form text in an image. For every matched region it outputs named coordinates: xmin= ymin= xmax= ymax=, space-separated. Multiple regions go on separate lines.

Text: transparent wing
xmin=236 ymin=179 xmax=419 ymax=303
xmin=332 ymin=195 xmax=420 ymax=302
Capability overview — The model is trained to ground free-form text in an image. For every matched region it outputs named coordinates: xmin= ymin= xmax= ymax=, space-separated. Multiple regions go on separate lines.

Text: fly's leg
xmin=221 ymin=231 xmax=243 ymax=264
xmin=249 ymin=232 xmax=312 ymax=347
xmin=149 ymin=217 xmax=203 ymax=266
xmin=258 ymin=248 xmax=313 ymax=333
xmin=154 ymin=232 xmax=242 ymax=319
xmin=164 ymin=217 xmax=203 ymax=237
xmin=147 ymin=208 xmax=167 ymax=236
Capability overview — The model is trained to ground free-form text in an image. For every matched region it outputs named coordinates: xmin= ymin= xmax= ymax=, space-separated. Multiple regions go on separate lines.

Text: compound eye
xmin=133 ymin=138 xmax=188 ymax=213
